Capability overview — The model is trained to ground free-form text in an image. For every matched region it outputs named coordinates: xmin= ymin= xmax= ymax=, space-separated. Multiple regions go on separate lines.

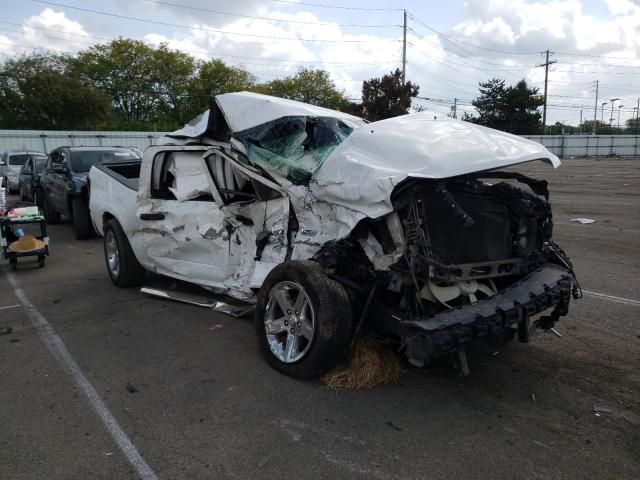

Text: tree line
xmin=2 ymin=38 xmax=634 ymax=134
xmin=0 ymin=38 xmax=418 ymax=131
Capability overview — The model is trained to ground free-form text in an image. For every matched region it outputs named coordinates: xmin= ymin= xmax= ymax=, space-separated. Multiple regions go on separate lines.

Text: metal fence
xmin=0 ymin=129 xmax=168 ymax=154
xmin=523 ymin=135 xmax=640 ymax=158
xmin=1 ymin=129 xmax=638 ymax=158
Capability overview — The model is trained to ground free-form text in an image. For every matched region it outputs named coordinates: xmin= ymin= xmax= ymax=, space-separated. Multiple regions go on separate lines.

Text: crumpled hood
xmin=216 ymin=92 xmax=365 ymax=132
xmin=312 ymin=113 xmax=560 ymax=218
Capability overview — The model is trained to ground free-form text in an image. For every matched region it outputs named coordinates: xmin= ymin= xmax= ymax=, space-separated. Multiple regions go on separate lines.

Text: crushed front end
xmin=361 ymin=173 xmax=580 ymax=371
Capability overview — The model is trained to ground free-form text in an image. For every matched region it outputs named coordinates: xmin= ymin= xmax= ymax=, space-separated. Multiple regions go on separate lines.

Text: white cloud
xmin=21 ymin=8 xmax=92 ymax=52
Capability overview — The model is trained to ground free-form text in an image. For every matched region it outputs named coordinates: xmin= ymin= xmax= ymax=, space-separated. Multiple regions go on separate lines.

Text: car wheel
xmin=103 ymin=218 xmax=145 ymax=287
xmin=256 ymin=260 xmax=352 ymax=379
xmin=43 ymin=195 xmax=61 ymax=224
xmin=71 ymin=198 xmax=94 ymax=240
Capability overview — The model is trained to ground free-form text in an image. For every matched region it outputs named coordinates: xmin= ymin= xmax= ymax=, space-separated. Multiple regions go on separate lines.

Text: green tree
xmin=0 ymin=53 xmax=112 ymax=129
xmin=186 ymin=59 xmax=256 ymax=118
xmin=73 ymin=39 xmax=200 ymax=130
xmin=625 ymin=117 xmax=640 ymax=134
xmin=471 ymin=78 xmax=507 ymax=130
xmin=358 ymin=69 xmax=419 ymax=122
xmin=470 ymin=78 xmax=543 ymax=134
xmin=266 ymin=68 xmax=348 ymax=110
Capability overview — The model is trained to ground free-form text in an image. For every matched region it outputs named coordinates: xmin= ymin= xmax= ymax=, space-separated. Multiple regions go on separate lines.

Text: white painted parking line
xmin=583 ymin=290 xmax=640 ymax=307
xmin=5 ymin=272 xmax=158 ymax=480
xmin=0 ymin=304 xmax=21 ymax=310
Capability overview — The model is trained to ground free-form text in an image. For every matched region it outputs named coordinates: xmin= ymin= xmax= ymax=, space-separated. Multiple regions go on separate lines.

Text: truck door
xmin=203 ymin=149 xmax=290 ymax=292
xmin=132 ymin=146 xmax=231 ymax=287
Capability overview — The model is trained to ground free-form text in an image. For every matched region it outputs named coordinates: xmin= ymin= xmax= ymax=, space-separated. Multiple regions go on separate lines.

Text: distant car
xmin=40 ymin=146 xmax=141 ymax=239
xmin=1 ymin=151 xmax=47 ymax=194
xmin=18 ymin=154 xmax=48 ymax=204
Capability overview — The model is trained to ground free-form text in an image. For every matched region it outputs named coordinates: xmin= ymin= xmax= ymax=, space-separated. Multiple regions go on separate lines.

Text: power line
xmin=31 ymin=0 xmax=392 ymax=44
xmin=0 ymin=23 xmax=398 ymax=67
xmin=406 ymin=11 xmax=541 ymax=56
xmin=272 ymin=0 xmax=403 ymax=11
xmin=141 ymin=0 xmax=398 ymax=28
xmin=554 ymin=51 xmax=640 ymax=61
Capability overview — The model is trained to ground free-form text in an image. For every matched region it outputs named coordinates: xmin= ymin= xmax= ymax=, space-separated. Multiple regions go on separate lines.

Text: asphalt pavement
xmin=1 ymin=157 xmax=639 ymax=480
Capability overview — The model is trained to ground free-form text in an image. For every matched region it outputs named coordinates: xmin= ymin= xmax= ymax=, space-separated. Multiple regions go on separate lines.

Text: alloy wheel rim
xmin=105 ymin=230 xmax=120 ymax=278
xmin=264 ymin=281 xmax=315 ymax=363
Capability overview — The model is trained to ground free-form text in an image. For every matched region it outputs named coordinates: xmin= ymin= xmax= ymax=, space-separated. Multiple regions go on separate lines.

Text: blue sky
xmin=1 ymin=0 xmax=639 ymax=125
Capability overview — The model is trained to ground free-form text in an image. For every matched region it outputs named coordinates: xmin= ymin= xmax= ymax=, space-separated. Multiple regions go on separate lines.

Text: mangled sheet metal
xmin=312 ymin=113 xmax=560 ymax=218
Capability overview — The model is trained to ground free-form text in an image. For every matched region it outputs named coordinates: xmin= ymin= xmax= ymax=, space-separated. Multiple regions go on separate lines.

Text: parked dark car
xmin=1 ymin=150 xmax=47 ymax=194
xmin=40 ymin=146 xmax=140 ymax=239
xmin=18 ymin=154 xmax=48 ymax=204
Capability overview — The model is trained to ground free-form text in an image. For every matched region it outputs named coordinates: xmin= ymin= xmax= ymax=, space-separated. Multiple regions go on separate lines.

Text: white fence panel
xmin=1 ymin=129 xmax=638 ymax=158
xmin=0 ymin=130 xmax=168 ymax=154
xmin=523 ymin=134 xmax=640 ymax=157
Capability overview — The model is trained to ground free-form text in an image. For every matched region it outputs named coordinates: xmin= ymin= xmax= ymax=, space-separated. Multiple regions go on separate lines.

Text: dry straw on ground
xmin=321 ymin=336 xmax=402 ymax=390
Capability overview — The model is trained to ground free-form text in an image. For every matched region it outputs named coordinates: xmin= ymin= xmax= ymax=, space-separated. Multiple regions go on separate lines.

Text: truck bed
xmin=93 ymin=161 xmax=141 ymax=191
xmin=89 ymin=161 xmax=142 ymax=237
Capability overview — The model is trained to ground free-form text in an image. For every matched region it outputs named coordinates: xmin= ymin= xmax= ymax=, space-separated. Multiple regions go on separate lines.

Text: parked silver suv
xmin=1 ymin=150 xmax=47 ymax=194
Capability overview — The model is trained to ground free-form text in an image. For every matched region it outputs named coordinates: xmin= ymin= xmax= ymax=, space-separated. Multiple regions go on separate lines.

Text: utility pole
xmin=401 ymin=9 xmax=407 ymax=85
xmin=601 ymin=102 xmax=607 ymax=124
xmin=592 ymin=80 xmax=599 ymax=135
xmin=537 ymin=50 xmax=556 ymax=134
xmin=636 ymin=98 xmax=639 ymax=134
xmin=452 ymin=98 xmax=458 ymax=119
xmin=579 ymin=109 xmax=582 ymax=133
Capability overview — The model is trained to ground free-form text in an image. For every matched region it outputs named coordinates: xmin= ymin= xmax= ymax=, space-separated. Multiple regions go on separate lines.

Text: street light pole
xmin=609 ymin=98 xmax=619 ymax=125
xmin=618 ymin=105 xmax=624 ymax=128
xmin=601 ymin=102 xmax=607 ymax=124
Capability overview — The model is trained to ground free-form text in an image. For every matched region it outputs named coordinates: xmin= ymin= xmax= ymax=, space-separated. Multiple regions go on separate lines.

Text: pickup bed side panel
xmin=89 ymin=166 xmax=139 ymax=237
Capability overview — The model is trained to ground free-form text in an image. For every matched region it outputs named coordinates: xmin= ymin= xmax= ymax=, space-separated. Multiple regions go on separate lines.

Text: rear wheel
xmin=103 ymin=218 xmax=145 ymax=287
xmin=256 ymin=260 xmax=352 ymax=379
xmin=71 ymin=198 xmax=94 ymax=240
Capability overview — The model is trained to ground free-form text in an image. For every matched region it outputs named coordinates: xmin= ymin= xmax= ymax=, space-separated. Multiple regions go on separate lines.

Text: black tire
xmin=103 ymin=218 xmax=145 ymax=287
xmin=71 ymin=198 xmax=94 ymax=240
xmin=10 ymin=258 xmax=17 ymax=271
xmin=43 ymin=194 xmax=60 ymax=224
xmin=256 ymin=260 xmax=352 ymax=379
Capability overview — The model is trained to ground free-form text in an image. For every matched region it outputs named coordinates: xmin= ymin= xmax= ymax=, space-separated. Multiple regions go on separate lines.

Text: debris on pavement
xmin=321 ymin=337 xmax=401 ymax=390
xmin=0 ymin=326 xmax=13 ymax=335
xmin=125 ymin=382 xmax=139 ymax=394
xmin=550 ymin=327 xmax=563 ymax=337
xmin=571 ymin=218 xmax=596 ymax=224
xmin=209 ymin=324 xmax=224 ymax=332
xmin=593 ymin=404 xmax=612 ymax=414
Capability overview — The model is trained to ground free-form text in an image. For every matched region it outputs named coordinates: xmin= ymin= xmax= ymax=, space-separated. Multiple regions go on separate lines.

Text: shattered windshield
xmin=236 ymin=116 xmax=354 ymax=185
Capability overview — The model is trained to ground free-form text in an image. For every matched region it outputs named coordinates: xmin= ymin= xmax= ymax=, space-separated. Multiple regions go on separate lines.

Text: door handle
xmin=140 ymin=212 xmax=165 ymax=221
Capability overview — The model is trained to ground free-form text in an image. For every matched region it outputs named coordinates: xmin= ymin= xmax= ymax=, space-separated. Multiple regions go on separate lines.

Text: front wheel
xmin=103 ymin=219 xmax=145 ymax=287
xmin=256 ymin=260 xmax=352 ymax=379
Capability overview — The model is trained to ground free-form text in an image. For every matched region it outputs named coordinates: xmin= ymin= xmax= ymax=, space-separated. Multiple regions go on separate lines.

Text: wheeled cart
xmin=0 ymin=216 xmax=49 ymax=271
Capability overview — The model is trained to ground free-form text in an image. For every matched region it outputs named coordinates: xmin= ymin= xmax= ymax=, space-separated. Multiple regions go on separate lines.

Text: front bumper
xmin=401 ymin=264 xmax=573 ymax=366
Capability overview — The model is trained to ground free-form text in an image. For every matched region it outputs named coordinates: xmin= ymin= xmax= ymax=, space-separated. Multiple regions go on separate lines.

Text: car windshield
xmin=35 ymin=157 xmax=47 ymax=173
xmin=8 ymin=154 xmax=31 ymax=166
xmin=70 ymin=150 xmax=139 ymax=173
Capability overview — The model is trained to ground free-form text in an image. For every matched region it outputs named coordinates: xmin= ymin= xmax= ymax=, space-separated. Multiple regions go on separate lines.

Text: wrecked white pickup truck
xmin=89 ymin=92 xmax=580 ymax=379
